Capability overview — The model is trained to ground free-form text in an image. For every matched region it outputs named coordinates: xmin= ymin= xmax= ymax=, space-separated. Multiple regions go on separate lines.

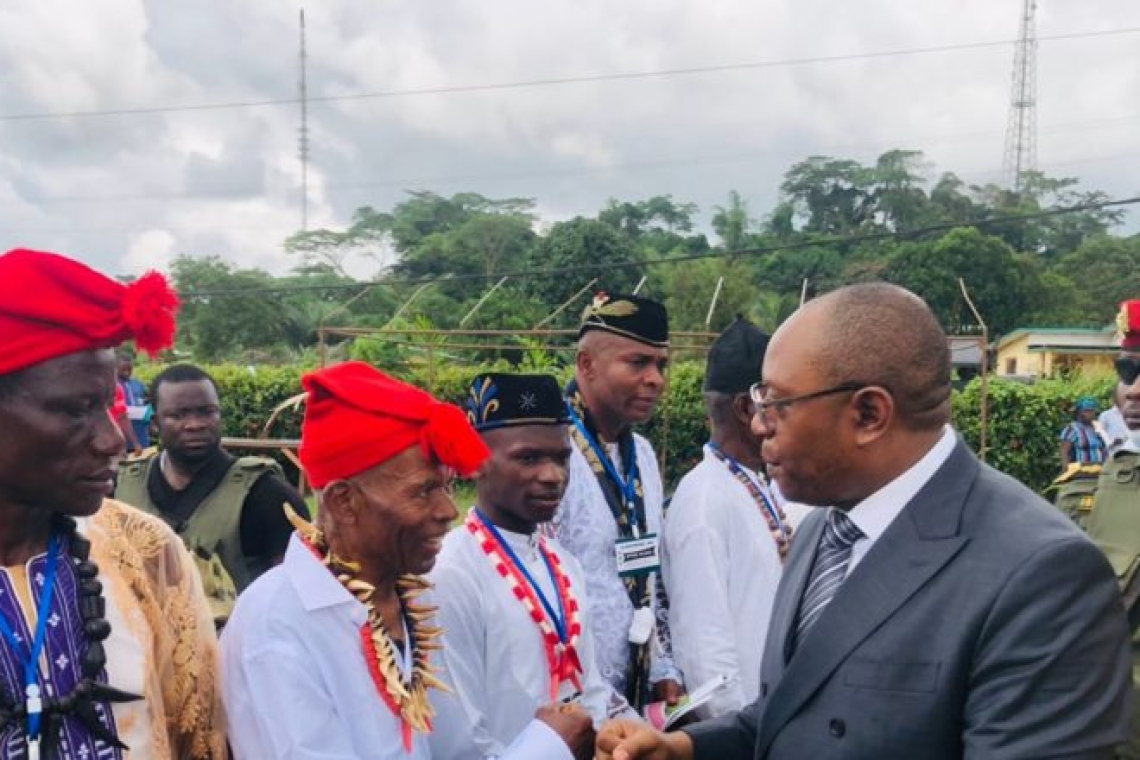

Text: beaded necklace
xmin=286 ymin=506 xmax=446 ymax=753
xmin=465 ymin=510 xmax=584 ymax=701
xmin=0 ymin=514 xmax=142 ymax=758
xmin=706 ymin=443 xmax=793 ymax=561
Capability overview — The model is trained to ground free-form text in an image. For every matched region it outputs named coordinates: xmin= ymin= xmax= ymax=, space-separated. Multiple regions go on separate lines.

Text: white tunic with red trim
xmin=428 ymin=520 xmax=627 ymax=760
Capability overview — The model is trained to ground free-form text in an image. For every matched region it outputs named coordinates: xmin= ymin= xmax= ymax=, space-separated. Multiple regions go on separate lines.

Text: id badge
xmin=614 ymin=534 xmax=660 ymax=578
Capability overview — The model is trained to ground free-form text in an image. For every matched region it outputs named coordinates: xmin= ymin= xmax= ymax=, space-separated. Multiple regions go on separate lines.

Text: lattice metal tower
xmin=298 ymin=8 xmax=311 ymax=231
xmin=1002 ymin=0 xmax=1038 ymax=192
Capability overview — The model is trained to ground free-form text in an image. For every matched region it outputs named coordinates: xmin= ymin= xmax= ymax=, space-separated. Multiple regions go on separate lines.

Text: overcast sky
xmin=0 ymin=0 xmax=1137 ymax=279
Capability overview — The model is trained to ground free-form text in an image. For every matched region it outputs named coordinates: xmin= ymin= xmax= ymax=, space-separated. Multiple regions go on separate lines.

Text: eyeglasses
xmin=1116 ymin=356 xmax=1140 ymax=386
xmin=748 ymin=381 xmax=867 ymax=423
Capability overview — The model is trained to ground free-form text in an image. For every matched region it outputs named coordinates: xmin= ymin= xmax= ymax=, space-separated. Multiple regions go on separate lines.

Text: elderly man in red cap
xmin=0 ymin=249 xmax=226 ymax=758
xmin=222 ymin=361 xmax=592 ymax=758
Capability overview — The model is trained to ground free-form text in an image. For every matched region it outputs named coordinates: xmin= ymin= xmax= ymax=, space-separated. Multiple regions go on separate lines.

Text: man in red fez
xmin=0 ymin=248 xmax=225 ymax=758
xmin=223 ymin=361 xmax=504 ymax=758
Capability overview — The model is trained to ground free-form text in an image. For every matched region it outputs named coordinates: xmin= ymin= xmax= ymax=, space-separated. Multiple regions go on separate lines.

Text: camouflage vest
xmin=1084 ymin=450 xmax=1140 ymax=619
xmin=115 ymin=453 xmax=282 ymax=626
xmin=1048 ymin=463 xmax=1104 ymax=530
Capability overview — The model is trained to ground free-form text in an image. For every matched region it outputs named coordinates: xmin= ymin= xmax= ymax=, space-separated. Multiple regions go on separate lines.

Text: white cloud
xmin=0 ymin=0 xmax=1137 ymax=279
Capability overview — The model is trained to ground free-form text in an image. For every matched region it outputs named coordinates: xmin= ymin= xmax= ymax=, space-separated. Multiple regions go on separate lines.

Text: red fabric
xmin=1122 ymin=300 xmax=1140 ymax=349
xmin=111 ymin=384 xmax=128 ymax=420
xmin=299 ymin=361 xmax=489 ymax=488
xmin=0 ymin=248 xmax=180 ymax=375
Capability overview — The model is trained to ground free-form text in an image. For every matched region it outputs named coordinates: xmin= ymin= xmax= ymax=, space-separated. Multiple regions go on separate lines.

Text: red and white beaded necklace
xmin=465 ymin=510 xmax=584 ymax=700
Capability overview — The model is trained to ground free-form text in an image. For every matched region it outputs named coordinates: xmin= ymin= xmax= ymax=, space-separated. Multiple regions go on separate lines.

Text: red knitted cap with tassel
xmin=0 ymin=248 xmax=180 ymax=375
xmin=299 ymin=361 xmax=490 ymax=489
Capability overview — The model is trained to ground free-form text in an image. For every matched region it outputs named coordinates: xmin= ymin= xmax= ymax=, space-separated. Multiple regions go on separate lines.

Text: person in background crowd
xmin=1061 ymin=397 xmax=1108 ymax=468
xmin=663 ymin=316 xmax=791 ymax=719
xmin=1099 ymin=384 xmax=1131 ymax=454
xmin=111 ymin=382 xmax=142 ymax=453
xmin=1080 ymin=298 xmax=1140 ymax=759
xmin=430 ymin=372 xmax=619 ymax=760
xmin=115 ymin=364 xmax=309 ymax=625
xmin=0 ymin=248 xmax=225 ymax=758
xmin=598 ymin=282 xmax=1130 ymax=760
xmin=552 ymin=293 xmax=683 ymax=711
xmin=116 ymin=353 xmax=151 ymax=451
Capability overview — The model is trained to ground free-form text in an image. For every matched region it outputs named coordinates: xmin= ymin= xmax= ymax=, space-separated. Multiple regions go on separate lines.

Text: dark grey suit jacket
xmin=684 ymin=440 xmax=1132 ymax=759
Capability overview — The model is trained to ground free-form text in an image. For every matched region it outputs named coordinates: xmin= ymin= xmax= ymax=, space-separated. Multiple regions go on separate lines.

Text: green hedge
xmin=951 ymin=375 xmax=1116 ymax=493
xmin=136 ymin=360 xmax=1118 ymax=495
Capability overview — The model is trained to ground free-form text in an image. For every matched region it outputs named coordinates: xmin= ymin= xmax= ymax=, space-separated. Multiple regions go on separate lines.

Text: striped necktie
xmin=791 ymin=508 xmax=864 ymax=654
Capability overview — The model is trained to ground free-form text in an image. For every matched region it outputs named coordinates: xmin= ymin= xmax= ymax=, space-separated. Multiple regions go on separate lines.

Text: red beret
xmin=299 ymin=361 xmax=489 ymax=489
xmin=1118 ymin=300 xmax=1140 ymax=350
xmin=0 ymin=248 xmax=179 ymax=375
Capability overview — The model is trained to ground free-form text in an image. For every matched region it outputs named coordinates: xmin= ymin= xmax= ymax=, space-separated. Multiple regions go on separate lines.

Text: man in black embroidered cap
xmin=551 ymin=293 xmax=683 ymax=711
xmin=429 ymin=373 xmax=623 ymax=760
xmin=663 ymin=315 xmax=799 ymax=719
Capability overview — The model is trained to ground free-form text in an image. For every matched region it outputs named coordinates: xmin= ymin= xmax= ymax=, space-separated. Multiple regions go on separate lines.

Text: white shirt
xmin=551 ymin=432 xmax=678 ymax=693
xmin=1100 ymin=406 xmax=1132 ymax=453
xmin=428 ymin=520 xmax=627 ymax=759
xmin=845 ymin=425 xmax=958 ymax=572
xmin=662 ymin=446 xmax=789 ymax=718
xmin=222 ymin=535 xmax=566 ymax=759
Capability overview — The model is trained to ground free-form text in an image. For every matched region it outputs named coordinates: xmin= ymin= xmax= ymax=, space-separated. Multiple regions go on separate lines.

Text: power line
xmin=2 ymin=27 xmax=1138 ymax=123
xmin=6 ymin=118 xmax=1139 ymax=209
xmin=179 ymin=194 xmax=1140 ymax=298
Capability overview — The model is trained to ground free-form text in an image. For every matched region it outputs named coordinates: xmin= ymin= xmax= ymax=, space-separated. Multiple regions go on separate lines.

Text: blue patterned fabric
xmin=0 ymin=549 xmax=120 ymax=759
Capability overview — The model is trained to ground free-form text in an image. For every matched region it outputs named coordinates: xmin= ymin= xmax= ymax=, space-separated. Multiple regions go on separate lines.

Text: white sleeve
xmin=429 ymin=557 xmax=506 ymax=759
xmin=662 ymin=480 xmax=749 ymax=716
xmin=224 ymin=641 xmax=363 ymax=760
xmin=497 ymin=719 xmax=575 ymax=760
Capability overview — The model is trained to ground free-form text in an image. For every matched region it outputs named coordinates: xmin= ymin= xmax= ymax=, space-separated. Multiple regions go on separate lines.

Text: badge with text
xmin=615 ymin=534 xmax=660 ymax=577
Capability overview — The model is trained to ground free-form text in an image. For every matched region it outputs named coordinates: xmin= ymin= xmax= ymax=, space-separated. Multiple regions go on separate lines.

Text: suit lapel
xmin=756 ymin=440 xmax=978 ymax=756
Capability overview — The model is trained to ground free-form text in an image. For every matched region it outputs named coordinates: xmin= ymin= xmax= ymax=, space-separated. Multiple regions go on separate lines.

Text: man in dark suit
xmin=598 ymin=282 xmax=1132 ymax=759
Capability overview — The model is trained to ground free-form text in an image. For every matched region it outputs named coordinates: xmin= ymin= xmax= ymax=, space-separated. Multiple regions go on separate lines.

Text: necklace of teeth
xmin=286 ymin=506 xmax=447 ymax=753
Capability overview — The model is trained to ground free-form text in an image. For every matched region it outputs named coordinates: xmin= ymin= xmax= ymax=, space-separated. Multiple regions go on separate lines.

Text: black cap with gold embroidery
xmin=465 ymin=373 xmax=570 ymax=432
xmin=578 ymin=292 xmax=669 ymax=348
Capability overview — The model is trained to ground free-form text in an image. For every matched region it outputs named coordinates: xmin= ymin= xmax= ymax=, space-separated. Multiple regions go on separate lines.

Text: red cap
xmin=299 ymin=361 xmax=490 ymax=489
xmin=1118 ymin=300 xmax=1140 ymax=350
xmin=0 ymin=248 xmax=180 ymax=375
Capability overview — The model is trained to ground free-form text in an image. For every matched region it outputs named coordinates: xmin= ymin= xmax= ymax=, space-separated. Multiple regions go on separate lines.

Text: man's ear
xmin=851 ymin=387 xmax=893 ymax=446
xmin=576 ymin=346 xmax=594 ymax=381
xmin=321 ymin=480 xmax=361 ymax=526
xmin=731 ymin=392 xmax=755 ymax=427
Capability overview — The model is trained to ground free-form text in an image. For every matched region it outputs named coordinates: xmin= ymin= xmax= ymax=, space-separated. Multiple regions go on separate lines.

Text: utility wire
xmin=180 ymin=194 xmax=1140 ymax=299
xmin=2 ymin=27 xmax=1138 ymax=122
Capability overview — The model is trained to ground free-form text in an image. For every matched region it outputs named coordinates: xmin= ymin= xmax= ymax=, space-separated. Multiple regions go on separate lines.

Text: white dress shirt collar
xmin=845 ymin=425 xmax=958 ymax=567
xmin=282 ymin=533 xmax=366 ymax=622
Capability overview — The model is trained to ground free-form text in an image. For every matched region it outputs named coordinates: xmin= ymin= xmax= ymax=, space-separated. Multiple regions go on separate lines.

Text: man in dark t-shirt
xmin=114 ymin=364 xmax=308 ymax=595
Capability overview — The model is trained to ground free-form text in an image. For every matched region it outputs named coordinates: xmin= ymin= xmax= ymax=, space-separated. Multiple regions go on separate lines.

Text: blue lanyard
xmin=565 ymin=405 xmax=642 ymax=529
xmin=706 ymin=443 xmax=787 ymax=536
xmin=0 ymin=535 xmax=62 ymax=745
xmin=474 ymin=510 xmax=567 ymax=642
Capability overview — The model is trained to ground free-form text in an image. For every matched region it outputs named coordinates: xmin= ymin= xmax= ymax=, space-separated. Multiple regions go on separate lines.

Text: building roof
xmin=997 ymin=326 xmax=1117 ymax=352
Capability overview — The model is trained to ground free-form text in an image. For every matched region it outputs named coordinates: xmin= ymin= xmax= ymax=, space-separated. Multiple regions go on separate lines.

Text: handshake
xmin=539 ymin=705 xmax=692 ymax=760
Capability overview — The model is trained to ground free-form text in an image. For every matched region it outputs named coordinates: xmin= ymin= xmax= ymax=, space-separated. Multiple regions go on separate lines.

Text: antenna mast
xmin=1002 ymin=0 xmax=1038 ymax=192
xmin=298 ymin=8 xmax=310 ymax=231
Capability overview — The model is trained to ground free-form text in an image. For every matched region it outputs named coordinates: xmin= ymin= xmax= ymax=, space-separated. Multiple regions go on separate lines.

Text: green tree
xmin=1054 ymin=235 xmax=1140 ymax=325
xmin=524 ymin=218 xmax=642 ymax=318
xmin=882 ymin=228 xmax=1034 ymax=334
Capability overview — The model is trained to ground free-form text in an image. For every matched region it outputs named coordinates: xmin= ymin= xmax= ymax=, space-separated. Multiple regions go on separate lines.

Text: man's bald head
xmin=798 ymin=283 xmax=952 ymax=432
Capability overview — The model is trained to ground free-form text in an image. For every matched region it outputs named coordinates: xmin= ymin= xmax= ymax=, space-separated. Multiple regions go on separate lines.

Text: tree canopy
xmin=162 ymin=150 xmax=1132 ymax=366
